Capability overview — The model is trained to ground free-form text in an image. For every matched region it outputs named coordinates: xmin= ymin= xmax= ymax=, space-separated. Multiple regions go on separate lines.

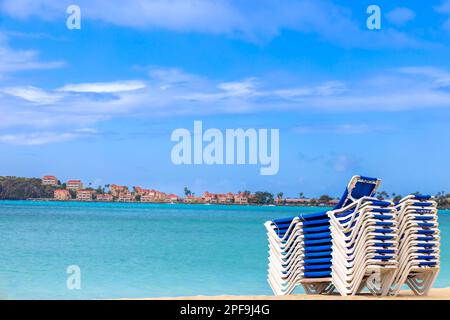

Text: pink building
xmin=203 ymin=191 xmax=217 ymax=203
xmin=110 ymin=184 xmax=129 ymax=197
xmin=184 ymin=195 xmax=204 ymax=204
xmin=140 ymin=194 xmax=154 ymax=202
xmin=146 ymin=190 xmax=167 ymax=202
xmin=234 ymin=192 xmax=249 ymax=204
xmin=166 ymin=194 xmax=179 ymax=202
xmin=76 ymin=190 xmax=93 ymax=201
xmin=67 ymin=180 xmax=83 ymax=191
xmin=54 ymin=189 xmax=71 ymax=201
xmin=118 ymin=191 xmax=133 ymax=202
xmin=42 ymin=175 xmax=58 ymax=186
xmin=96 ymin=194 xmax=113 ymax=202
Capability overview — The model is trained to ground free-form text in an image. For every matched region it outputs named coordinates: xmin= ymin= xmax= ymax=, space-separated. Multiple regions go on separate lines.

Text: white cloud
xmin=2 ymin=65 xmax=450 ymax=145
xmin=333 ymin=154 xmax=355 ymax=173
xmin=0 ymin=130 xmax=95 ymax=145
xmin=2 ymin=86 xmax=62 ymax=104
xmin=0 ymin=31 xmax=65 ymax=75
xmin=293 ymin=124 xmax=392 ymax=135
xmin=218 ymin=78 xmax=257 ymax=96
xmin=434 ymin=1 xmax=450 ymax=30
xmin=58 ymin=80 xmax=147 ymax=93
xmin=0 ymin=0 xmax=425 ymax=48
xmin=435 ymin=0 xmax=450 ymax=14
xmin=386 ymin=8 xmax=416 ymax=26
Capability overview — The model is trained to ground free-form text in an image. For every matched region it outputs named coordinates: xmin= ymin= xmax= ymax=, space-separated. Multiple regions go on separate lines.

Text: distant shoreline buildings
xmin=41 ymin=175 xmax=340 ymax=206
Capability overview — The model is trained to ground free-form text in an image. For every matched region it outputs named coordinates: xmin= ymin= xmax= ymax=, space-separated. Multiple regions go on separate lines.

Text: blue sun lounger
xmin=265 ymin=175 xmax=381 ymax=295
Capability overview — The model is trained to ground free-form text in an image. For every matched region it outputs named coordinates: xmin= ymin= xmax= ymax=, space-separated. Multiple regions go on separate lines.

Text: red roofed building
xmin=118 ymin=191 xmax=133 ymax=202
xmin=96 ymin=194 xmax=113 ymax=202
xmin=42 ymin=175 xmax=58 ymax=186
xmin=234 ymin=192 xmax=249 ymax=204
xmin=76 ymin=190 xmax=93 ymax=201
xmin=110 ymin=184 xmax=128 ymax=197
xmin=140 ymin=194 xmax=154 ymax=202
xmin=67 ymin=180 xmax=83 ymax=191
xmin=184 ymin=195 xmax=204 ymax=204
xmin=166 ymin=194 xmax=179 ymax=202
xmin=203 ymin=191 xmax=217 ymax=203
xmin=133 ymin=186 xmax=150 ymax=196
xmin=54 ymin=189 xmax=71 ymax=201
xmin=217 ymin=193 xmax=227 ymax=204
xmin=145 ymin=190 xmax=167 ymax=202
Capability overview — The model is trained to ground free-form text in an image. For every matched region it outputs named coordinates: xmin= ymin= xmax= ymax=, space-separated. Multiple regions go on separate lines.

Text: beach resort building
xmin=42 ymin=175 xmax=58 ymax=186
xmin=184 ymin=195 xmax=204 ymax=204
xmin=216 ymin=192 xmax=235 ymax=204
xmin=217 ymin=194 xmax=227 ymax=204
xmin=76 ymin=190 xmax=94 ymax=201
xmin=203 ymin=191 xmax=213 ymax=203
xmin=133 ymin=186 xmax=151 ymax=196
xmin=96 ymin=193 xmax=113 ymax=202
xmin=140 ymin=194 xmax=153 ymax=202
xmin=118 ymin=191 xmax=133 ymax=202
xmin=166 ymin=194 xmax=180 ymax=203
xmin=67 ymin=180 xmax=83 ymax=191
xmin=150 ymin=190 xmax=167 ymax=202
xmin=234 ymin=192 xmax=249 ymax=204
xmin=277 ymin=198 xmax=312 ymax=205
xmin=110 ymin=184 xmax=129 ymax=197
xmin=54 ymin=189 xmax=71 ymax=201
xmin=226 ymin=192 xmax=235 ymax=203
xmin=203 ymin=191 xmax=218 ymax=203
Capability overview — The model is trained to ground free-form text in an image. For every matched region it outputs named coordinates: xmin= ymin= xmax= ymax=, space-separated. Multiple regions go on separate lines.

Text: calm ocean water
xmin=0 ymin=201 xmax=448 ymax=299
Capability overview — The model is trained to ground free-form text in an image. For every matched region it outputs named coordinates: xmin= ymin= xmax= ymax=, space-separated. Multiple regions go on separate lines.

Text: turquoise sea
xmin=0 ymin=201 xmax=448 ymax=299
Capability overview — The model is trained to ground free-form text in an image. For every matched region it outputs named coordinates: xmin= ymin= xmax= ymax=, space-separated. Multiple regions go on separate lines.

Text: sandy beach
xmin=132 ymin=287 xmax=450 ymax=300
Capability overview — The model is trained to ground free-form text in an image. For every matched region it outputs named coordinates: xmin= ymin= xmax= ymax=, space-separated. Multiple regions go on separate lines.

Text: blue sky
xmin=1 ymin=0 xmax=450 ymax=197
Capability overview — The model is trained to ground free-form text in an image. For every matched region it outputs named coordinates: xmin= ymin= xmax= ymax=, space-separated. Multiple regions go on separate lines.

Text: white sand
xmin=129 ymin=287 xmax=450 ymax=300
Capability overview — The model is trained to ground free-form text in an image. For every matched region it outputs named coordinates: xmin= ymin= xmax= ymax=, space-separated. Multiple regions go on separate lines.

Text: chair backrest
xmin=271 ymin=175 xmax=381 ymax=227
xmin=333 ymin=175 xmax=381 ymax=210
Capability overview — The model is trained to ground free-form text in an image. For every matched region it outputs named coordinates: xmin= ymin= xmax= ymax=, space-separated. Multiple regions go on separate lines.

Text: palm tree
xmin=299 ymin=192 xmax=305 ymax=199
xmin=277 ymin=192 xmax=284 ymax=200
xmin=376 ymin=191 xmax=389 ymax=200
xmin=184 ymin=187 xmax=192 ymax=197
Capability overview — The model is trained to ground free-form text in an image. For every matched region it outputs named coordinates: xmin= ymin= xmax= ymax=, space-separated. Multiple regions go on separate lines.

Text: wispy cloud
xmin=333 ymin=154 xmax=355 ymax=173
xmin=434 ymin=0 xmax=450 ymax=30
xmin=0 ymin=31 xmax=65 ymax=75
xmin=386 ymin=8 xmax=416 ymax=27
xmin=0 ymin=129 xmax=96 ymax=146
xmin=2 ymin=86 xmax=63 ymax=104
xmin=58 ymin=80 xmax=147 ymax=93
xmin=293 ymin=123 xmax=393 ymax=135
xmin=2 ymin=65 xmax=450 ymax=145
xmin=0 ymin=0 xmax=427 ymax=48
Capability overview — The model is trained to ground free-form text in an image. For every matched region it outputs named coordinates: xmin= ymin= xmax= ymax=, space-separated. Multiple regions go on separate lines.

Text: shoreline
xmin=2 ymin=199 xmax=334 ymax=208
xmin=0 ymin=199 xmax=448 ymax=210
xmin=126 ymin=287 xmax=450 ymax=300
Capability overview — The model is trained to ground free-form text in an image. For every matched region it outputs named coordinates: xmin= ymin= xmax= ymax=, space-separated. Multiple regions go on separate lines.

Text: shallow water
xmin=0 ymin=201 xmax=448 ymax=299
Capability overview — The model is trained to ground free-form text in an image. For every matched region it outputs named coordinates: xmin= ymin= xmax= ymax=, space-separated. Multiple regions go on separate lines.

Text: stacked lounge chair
xmin=265 ymin=175 xmax=382 ymax=295
xmin=389 ymin=195 xmax=440 ymax=296
xmin=265 ymin=176 xmax=441 ymax=297
xmin=328 ymin=197 xmax=398 ymax=296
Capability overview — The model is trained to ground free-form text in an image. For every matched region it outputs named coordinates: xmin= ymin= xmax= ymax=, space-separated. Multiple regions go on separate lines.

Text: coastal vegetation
xmin=0 ymin=176 xmax=56 ymax=200
xmin=0 ymin=176 xmax=449 ymax=209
